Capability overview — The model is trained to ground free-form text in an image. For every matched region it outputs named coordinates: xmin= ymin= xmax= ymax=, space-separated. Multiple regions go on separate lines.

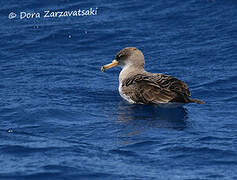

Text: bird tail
xmin=189 ymin=98 xmax=205 ymax=104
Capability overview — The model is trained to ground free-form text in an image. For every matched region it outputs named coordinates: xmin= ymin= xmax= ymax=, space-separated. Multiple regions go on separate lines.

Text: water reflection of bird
xmin=101 ymin=47 xmax=204 ymax=105
xmin=116 ymin=101 xmax=188 ymax=131
xmin=114 ymin=101 xmax=189 ymax=145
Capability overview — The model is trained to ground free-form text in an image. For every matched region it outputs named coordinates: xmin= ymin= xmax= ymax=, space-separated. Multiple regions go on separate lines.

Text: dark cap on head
xmin=115 ymin=47 xmax=145 ymax=68
xmin=101 ymin=47 xmax=145 ymax=72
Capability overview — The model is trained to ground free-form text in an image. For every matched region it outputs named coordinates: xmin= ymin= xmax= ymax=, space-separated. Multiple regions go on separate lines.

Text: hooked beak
xmin=101 ymin=60 xmax=118 ymax=72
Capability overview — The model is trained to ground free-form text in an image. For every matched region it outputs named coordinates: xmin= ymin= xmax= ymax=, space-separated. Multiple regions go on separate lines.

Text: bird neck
xmin=119 ymin=64 xmax=145 ymax=84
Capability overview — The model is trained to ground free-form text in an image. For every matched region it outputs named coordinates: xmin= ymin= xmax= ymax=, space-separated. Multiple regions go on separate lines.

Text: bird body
xmin=101 ymin=47 xmax=204 ymax=105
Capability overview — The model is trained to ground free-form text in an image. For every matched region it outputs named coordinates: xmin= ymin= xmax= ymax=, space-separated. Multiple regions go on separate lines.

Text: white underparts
xmin=118 ymin=83 xmax=135 ymax=104
xmin=118 ymin=63 xmax=136 ymax=104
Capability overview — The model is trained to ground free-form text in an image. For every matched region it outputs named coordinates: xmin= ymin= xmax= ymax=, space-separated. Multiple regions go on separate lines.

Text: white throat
xmin=119 ymin=63 xmax=133 ymax=83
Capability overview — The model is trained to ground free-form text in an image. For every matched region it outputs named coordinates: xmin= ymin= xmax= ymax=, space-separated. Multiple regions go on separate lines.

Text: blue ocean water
xmin=0 ymin=0 xmax=237 ymax=179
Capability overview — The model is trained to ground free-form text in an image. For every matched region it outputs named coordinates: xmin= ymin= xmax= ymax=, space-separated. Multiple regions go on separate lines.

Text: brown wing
xmin=121 ymin=73 xmax=191 ymax=104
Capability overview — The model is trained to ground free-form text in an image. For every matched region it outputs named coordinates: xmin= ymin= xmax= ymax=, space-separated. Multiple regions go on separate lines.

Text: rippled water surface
xmin=1 ymin=0 xmax=237 ymax=179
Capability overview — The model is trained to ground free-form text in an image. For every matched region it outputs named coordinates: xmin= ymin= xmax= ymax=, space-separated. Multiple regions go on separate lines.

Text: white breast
xmin=118 ymin=83 xmax=136 ymax=104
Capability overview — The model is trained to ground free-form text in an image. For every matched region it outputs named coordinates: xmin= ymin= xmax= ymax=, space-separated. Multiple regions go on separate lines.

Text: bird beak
xmin=101 ymin=60 xmax=118 ymax=72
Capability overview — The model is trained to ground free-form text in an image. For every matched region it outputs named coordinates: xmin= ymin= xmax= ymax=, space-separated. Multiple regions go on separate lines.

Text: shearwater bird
xmin=101 ymin=47 xmax=204 ymax=105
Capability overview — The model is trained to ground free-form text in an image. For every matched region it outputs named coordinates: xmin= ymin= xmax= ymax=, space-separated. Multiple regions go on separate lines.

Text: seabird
xmin=101 ymin=47 xmax=204 ymax=105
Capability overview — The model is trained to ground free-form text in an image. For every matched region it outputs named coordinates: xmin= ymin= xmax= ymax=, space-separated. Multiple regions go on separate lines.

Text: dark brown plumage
xmin=122 ymin=73 xmax=203 ymax=104
xmin=101 ymin=47 xmax=204 ymax=105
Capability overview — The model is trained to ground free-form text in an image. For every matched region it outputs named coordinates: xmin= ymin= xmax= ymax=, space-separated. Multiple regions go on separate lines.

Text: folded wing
xmin=121 ymin=73 xmax=191 ymax=104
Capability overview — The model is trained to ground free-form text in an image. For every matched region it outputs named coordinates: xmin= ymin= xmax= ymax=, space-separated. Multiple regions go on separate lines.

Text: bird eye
xmin=116 ymin=54 xmax=124 ymax=60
